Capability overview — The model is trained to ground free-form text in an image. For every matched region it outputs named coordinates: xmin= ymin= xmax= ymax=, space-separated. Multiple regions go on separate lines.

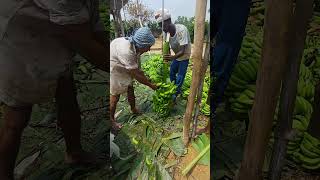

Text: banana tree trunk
xmin=269 ymin=1 xmax=314 ymax=180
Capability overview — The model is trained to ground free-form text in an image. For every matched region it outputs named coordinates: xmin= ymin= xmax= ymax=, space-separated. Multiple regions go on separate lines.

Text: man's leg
xmin=110 ymin=94 xmax=121 ymax=130
xmin=55 ymin=73 xmax=95 ymax=164
xmin=170 ymin=59 xmax=179 ymax=83
xmin=127 ymin=85 xmax=140 ymax=114
xmin=176 ymin=59 xmax=189 ymax=95
xmin=0 ymin=105 xmax=32 ymax=179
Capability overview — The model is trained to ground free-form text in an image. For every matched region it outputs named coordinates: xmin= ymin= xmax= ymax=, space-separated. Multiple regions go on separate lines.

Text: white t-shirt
xmin=110 ymin=37 xmax=139 ymax=95
xmin=169 ymin=24 xmax=191 ymax=61
xmin=0 ymin=0 xmax=104 ymax=106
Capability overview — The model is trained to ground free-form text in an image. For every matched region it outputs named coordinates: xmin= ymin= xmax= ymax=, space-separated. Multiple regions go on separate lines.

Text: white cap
xmin=154 ymin=8 xmax=171 ymax=23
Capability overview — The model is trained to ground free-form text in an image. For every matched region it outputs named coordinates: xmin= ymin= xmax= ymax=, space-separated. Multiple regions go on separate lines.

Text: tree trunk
xmin=269 ymin=1 xmax=314 ymax=180
xmin=237 ymin=0 xmax=293 ymax=179
xmin=183 ymin=0 xmax=207 ymax=145
xmin=117 ymin=10 xmax=125 ymax=37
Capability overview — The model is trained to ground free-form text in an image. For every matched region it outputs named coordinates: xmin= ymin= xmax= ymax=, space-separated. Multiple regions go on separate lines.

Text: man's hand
xmin=163 ymin=54 xmax=174 ymax=62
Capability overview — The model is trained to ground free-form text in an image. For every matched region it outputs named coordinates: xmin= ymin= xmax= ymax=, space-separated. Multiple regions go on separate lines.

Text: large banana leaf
xmin=191 ymin=133 xmax=210 ymax=165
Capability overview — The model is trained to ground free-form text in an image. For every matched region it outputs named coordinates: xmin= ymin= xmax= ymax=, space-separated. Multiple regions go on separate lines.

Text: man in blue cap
xmin=196 ymin=0 xmax=252 ymax=135
xmin=110 ymin=27 xmax=158 ymax=130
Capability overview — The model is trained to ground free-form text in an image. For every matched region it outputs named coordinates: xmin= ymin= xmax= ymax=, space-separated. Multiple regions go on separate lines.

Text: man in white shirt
xmin=0 ymin=0 xmax=107 ymax=179
xmin=155 ymin=9 xmax=192 ymax=102
xmin=110 ymin=27 xmax=157 ymax=131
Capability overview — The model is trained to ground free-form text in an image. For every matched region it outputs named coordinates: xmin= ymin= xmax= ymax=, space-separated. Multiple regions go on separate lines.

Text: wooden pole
xmin=183 ymin=0 xmax=207 ymax=145
xmin=191 ymin=42 xmax=210 ymax=138
xmin=269 ymin=1 xmax=314 ymax=179
xmin=236 ymin=0 xmax=293 ymax=179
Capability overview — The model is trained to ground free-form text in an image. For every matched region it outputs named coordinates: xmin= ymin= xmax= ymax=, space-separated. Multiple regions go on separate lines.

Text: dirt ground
xmin=167 ymin=143 xmax=210 ymax=180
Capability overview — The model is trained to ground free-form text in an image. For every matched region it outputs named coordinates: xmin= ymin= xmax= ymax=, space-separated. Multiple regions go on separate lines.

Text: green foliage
xmin=112 ymin=116 xmax=186 ymax=180
xmin=175 ymin=16 xmax=210 ymax=43
xmin=99 ymin=3 xmax=111 ymax=38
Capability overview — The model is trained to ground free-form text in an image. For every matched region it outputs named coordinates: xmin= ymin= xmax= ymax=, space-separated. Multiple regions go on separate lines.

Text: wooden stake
xmin=237 ymin=0 xmax=293 ymax=179
xmin=183 ymin=0 xmax=207 ymax=145
xmin=269 ymin=1 xmax=314 ymax=179
xmin=191 ymin=42 xmax=210 ymax=138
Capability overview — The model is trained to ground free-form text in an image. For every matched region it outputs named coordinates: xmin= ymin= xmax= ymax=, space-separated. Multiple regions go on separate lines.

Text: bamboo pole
xmin=236 ymin=0 xmax=293 ymax=179
xmin=183 ymin=0 xmax=207 ymax=145
xmin=269 ymin=1 xmax=314 ymax=179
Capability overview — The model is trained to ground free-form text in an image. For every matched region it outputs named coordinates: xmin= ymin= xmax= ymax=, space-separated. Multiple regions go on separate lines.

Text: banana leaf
xmin=191 ymin=133 xmax=210 ymax=165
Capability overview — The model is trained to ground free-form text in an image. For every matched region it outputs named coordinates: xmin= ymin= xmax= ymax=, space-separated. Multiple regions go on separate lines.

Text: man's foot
xmin=131 ymin=107 xmax=142 ymax=115
xmin=65 ymin=150 xmax=98 ymax=165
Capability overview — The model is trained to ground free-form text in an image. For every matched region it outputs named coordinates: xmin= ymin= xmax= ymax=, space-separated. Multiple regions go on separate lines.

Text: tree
xmin=124 ymin=0 xmax=154 ymax=25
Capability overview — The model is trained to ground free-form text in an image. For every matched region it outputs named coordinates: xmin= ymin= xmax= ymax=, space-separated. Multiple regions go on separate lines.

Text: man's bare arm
xmin=58 ymin=23 xmax=108 ymax=72
xmin=128 ymin=69 xmax=157 ymax=90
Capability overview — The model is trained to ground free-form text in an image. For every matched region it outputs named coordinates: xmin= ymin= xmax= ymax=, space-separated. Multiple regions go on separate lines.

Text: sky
xmin=119 ymin=0 xmax=210 ymax=22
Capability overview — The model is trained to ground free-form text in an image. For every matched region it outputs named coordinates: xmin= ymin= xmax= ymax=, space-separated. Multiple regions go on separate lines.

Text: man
xmin=0 ymin=0 xmax=107 ymax=179
xmin=196 ymin=0 xmax=252 ymax=134
xmin=154 ymin=9 xmax=192 ymax=102
xmin=110 ymin=27 xmax=158 ymax=131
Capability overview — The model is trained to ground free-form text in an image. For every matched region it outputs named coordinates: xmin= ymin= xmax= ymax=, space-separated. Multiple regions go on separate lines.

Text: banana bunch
xmin=268 ymin=130 xmax=304 ymax=155
xmin=225 ymin=36 xmax=261 ymax=95
xmin=229 ymin=85 xmax=256 ymax=118
xmin=200 ymin=82 xmax=210 ymax=116
xmin=293 ymin=96 xmax=313 ymax=117
xmin=180 ymin=68 xmax=210 ymax=116
xmin=152 ymin=82 xmax=177 ymax=117
xmin=311 ymin=56 xmax=320 ymax=81
xmin=142 ymin=55 xmax=170 ymax=83
xmin=299 ymin=63 xmax=314 ymax=82
xmin=181 ymin=70 xmax=193 ymax=95
xmin=292 ymin=132 xmax=320 ymax=170
xmin=297 ymin=79 xmax=315 ymax=102
xmin=227 ymin=59 xmax=259 ymax=93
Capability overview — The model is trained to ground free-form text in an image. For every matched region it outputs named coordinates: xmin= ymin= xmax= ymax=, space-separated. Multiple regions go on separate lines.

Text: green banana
xmin=294 ymin=151 xmax=320 ymax=166
xmin=292 ymin=120 xmax=307 ymax=131
xmin=236 ymin=93 xmax=254 ymax=106
xmin=300 ymin=141 xmax=320 ymax=158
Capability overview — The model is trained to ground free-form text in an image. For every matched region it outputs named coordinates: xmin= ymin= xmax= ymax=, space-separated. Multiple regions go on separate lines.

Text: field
xmin=110 ymin=50 xmax=211 ymax=179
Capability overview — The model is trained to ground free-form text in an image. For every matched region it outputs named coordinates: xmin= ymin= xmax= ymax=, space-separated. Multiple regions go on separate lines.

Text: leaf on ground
xmin=14 ymin=151 xmax=41 ymax=178
xmin=110 ymin=133 xmax=121 ymax=158
xmin=157 ymin=161 xmax=172 ymax=180
xmin=192 ymin=133 xmax=210 ymax=166
xmin=164 ymin=137 xmax=185 ymax=157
